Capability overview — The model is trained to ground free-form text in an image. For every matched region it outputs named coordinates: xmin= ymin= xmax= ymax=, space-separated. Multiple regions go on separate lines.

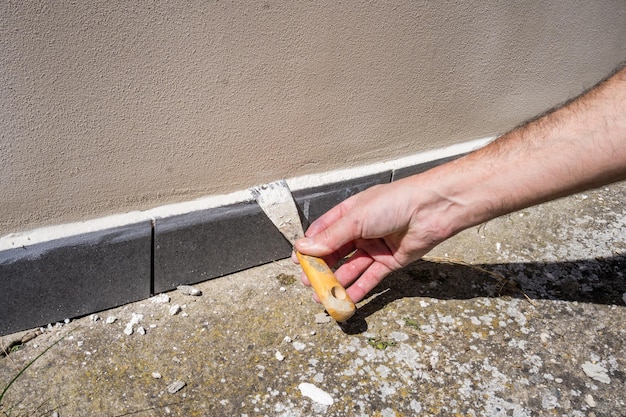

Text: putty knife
xmin=252 ymin=180 xmax=356 ymax=322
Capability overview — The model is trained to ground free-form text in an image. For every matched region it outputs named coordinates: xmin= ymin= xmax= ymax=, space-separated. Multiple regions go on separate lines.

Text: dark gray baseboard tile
xmin=153 ymin=201 xmax=292 ymax=293
xmin=292 ymin=171 xmax=393 ymax=229
xmin=0 ymin=222 xmax=151 ymax=335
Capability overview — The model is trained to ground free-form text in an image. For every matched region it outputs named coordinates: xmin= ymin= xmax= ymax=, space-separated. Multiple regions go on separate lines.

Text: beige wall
xmin=2 ymin=1 xmax=625 ymax=235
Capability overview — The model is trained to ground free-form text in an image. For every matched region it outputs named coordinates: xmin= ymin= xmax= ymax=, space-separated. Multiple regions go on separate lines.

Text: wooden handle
xmin=296 ymin=251 xmax=356 ymax=322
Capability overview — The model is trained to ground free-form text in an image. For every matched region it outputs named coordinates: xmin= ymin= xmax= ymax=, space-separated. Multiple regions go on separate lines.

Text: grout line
xmin=390 ymin=167 xmax=400 ymax=183
xmin=385 ymin=170 xmax=394 ymax=184
xmin=150 ymin=218 xmax=156 ymax=296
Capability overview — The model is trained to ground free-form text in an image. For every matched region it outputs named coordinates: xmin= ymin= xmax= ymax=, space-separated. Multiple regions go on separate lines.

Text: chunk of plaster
xmin=298 ymin=382 xmax=334 ymax=406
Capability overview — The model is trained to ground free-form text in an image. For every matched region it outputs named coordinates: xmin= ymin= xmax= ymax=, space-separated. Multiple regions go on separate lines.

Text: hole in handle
xmin=330 ymin=285 xmax=347 ymax=301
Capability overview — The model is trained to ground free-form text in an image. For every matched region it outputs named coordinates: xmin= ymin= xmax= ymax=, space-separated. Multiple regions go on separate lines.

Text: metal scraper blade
xmin=251 ymin=180 xmax=305 ymax=245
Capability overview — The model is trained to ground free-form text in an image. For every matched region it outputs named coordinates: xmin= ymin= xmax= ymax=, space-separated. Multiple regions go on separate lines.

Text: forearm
xmin=418 ymin=65 xmax=626 ymax=238
xmin=294 ymin=65 xmax=626 ymax=301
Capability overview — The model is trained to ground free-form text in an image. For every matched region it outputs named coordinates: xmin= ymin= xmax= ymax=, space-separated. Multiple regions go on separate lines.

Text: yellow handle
xmin=296 ymin=251 xmax=356 ymax=322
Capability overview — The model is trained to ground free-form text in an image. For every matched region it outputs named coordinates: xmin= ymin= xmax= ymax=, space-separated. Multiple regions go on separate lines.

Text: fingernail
xmin=295 ymin=237 xmax=314 ymax=251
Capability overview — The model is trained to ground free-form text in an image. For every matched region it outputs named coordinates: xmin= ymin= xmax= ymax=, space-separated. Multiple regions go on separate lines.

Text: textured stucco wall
xmin=1 ymin=1 xmax=625 ymax=235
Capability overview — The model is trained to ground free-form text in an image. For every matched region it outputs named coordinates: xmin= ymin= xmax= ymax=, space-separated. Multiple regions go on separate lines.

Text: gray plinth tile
xmin=154 ymin=201 xmax=292 ymax=293
xmin=391 ymin=155 xmax=464 ymax=181
xmin=0 ymin=222 xmax=151 ymax=335
xmin=292 ymin=171 xmax=393 ymax=227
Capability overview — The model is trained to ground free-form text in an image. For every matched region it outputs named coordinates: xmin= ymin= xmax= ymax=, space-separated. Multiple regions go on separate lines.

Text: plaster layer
xmin=1 ymin=1 xmax=625 ymax=234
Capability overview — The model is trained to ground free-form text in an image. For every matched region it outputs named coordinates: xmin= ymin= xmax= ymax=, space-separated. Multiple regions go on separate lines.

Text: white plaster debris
xmin=169 ymin=304 xmax=182 ymax=316
xmin=275 ymin=351 xmax=285 ymax=361
xmin=151 ymin=293 xmax=171 ymax=303
xmin=381 ymin=408 xmax=396 ymax=417
xmin=292 ymin=341 xmax=306 ymax=351
xmin=177 ymin=285 xmax=202 ymax=296
xmin=314 ymin=313 xmax=331 ymax=324
xmin=136 ymin=326 xmax=146 ymax=335
xmin=131 ymin=313 xmax=143 ymax=325
xmin=89 ymin=314 xmax=100 ymax=322
xmin=410 ymin=400 xmax=423 ymax=413
xmin=124 ymin=313 xmax=144 ymax=336
xmin=525 ymin=354 xmax=543 ymax=374
xmin=420 ymin=324 xmax=436 ymax=334
xmin=375 ymin=365 xmax=391 ymax=378
xmin=152 ymin=372 xmax=162 ymax=379
xmin=167 ymin=380 xmax=186 ymax=394
xmin=541 ymin=391 xmax=559 ymax=409
xmin=298 ymin=383 xmax=334 ymax=406
xmin=389 ymin=332 xmax=409 ymax=342
xmin=585 ymin=393 xmax=597 ymax=407
xmin=581 ymin=361 xmax=611 ymax=384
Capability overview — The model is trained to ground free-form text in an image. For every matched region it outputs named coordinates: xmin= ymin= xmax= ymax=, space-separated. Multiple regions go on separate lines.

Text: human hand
xmin=295 ymin=65 xmax=626 ymax=304
xmin=294 ymin=176 xmax=457 ymax=303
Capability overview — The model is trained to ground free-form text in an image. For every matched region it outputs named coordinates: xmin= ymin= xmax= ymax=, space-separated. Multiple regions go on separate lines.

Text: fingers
xmin=295 ymin=198 xmax=362 ymax=257
xmin=295 ymin=215 xmax=359 ymax=257
xmin=299 ymin=246 xmax=394 ymax=304
xmin=292 ymin=184 xmax=402 ymax=305
xmin=344 ymin=261 xmax=394 ymax=303
xmin=292 ymin=241 xmax=357 ymax=270
xmin=298 ymin=243 xmax=363 ymax=289
xmin=332 ymin=249 xmax=374 ymax=287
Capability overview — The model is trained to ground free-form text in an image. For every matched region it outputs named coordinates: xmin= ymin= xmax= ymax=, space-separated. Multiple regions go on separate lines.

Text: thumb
xmin=294 ymin=193 xmax=364 ymax=256
xmin=294 ymin=234 xmax=329 ymax=256
xmin=295 ymin=214 xmax=360 ymax=257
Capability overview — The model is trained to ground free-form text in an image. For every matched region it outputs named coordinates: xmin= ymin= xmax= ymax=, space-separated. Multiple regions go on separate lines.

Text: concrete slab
xmin=1 ymin=183 xmax=625 ymax=416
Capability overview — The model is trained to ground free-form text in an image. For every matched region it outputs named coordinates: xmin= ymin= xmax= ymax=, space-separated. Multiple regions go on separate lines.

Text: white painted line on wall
xmin=286 ymin=136 xmax=493 ymax=191
xmin=0 ymin=136 xmax=493 ymax=250
xmin=0 ymin=189 xmax=254 ymax=251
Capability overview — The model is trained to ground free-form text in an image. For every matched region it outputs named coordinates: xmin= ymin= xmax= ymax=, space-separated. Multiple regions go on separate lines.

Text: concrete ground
xmin=1 ymin=183 xmax=625 ymax=417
